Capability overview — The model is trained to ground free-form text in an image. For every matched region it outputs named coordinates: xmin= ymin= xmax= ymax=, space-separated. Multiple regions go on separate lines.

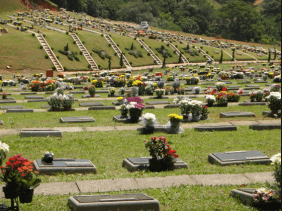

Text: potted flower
xmin=47 ymin=93 xmax=61 ymax=111
xmin=42 ymin=151 xmax=54 ymax=164
xmin=179 ymin=100 xmax=192 ymax=120
xmin=119 ymin=87 xmax=125 ymax=95
xmin=191 ymin=102 xmax=202 ymax=122
xmin=172 ymin=81 xmax=181 ymax=93
xmin=193 ymin=86 xmax=201 ymax=94
xmin=168 ymin=114 xmax=183 ymax=134
xmin=250 ymin=91 xmax=256 ymax=102
xmin=206 ymin=95 xmax=216 ymax=107
xmin=2 ymin=93 xmax=7 ymax=100
xmin=185 ymin=77 xmax=191 ymax=85
xmin=140 ymin=113 xmax=158 ymax=134
xmin=61 ymin=94 xmax=74 ymax=111
xmin=269 ymin=84 xmax=281 ymax=92
xmin=155 ymin=88 xmax=165 ymax=98
xmin=0 ymin=141 xmax=9 ymax=166
xmin=262 ymin=75 xmax=268 ymax=81
xmin=255 ymin=90 xmax=264 ymax=102
xmin=88 ymin=85 xmax=96 ymax=97
xmin=109 ymin=88 xmax=116 ymax=96
xmin=144 ymin=136 xmax=179 ymax=172
xmin=216 ymin=82 xmax=227 ymax=92
xmin=266 ymin=93 xmax=281 ymax=115
xmin=126 ymin=97 xmax=145 ymax=123
xmin=120 ymin=104 xmax=128 ymax=118
xmin=201 ymin=105 xmax=209 ymax=120
xmin=215 ymin=92 xmax=228 ymax=107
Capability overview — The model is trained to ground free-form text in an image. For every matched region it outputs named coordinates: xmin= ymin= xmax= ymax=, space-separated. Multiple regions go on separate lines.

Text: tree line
xmin=50 ymin=0 xmax=281 ymax=45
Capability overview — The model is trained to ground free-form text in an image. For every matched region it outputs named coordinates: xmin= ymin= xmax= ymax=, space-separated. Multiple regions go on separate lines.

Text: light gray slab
xmin=79 ymin=102 xmax=104 ymax=107
xmin=146 ymin=100 xmax=170 ymax=105
xmin=96 ymin=90 xmax=109 ymax=93
xmin=88 ymin=106 xmax=115 ymax=110
xmin=164 ymin=104 xmax=179 ymax=108
xmin=20 ymin=129 xmax=62 ymax=137
xmin=21 ymin=93 xmax=37 ymax=95
xmin=25 ymin=95 xmax=44 ymax=99
xmin=1 ymin=106 xmax=24 ymax=110
xmin=6 ymin=109 xmax=34 ymax=113
xmin=0 ymin=100 xmax=17 ymax=104
xmin=149 ymin=96 xmax=169 ymax=99
xmin=195 ymin=125 xmax=237 ymax=132
xmin=220 ymin=112 xmax=255 ymax=118
xmin=60 ymin=116 xmax=95 ymax=123
xmin=245 ymin=85 xmax=260 ymax=88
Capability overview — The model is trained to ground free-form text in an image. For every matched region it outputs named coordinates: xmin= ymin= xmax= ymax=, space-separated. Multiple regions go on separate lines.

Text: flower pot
xmin=257 ymin=99 xmax=262 ymax=102
xmin=3 ymin=185 xmax=19 ymax=199
xmin=43 ymin=154 xmax=53 ymax=163
xmin=149 ymin=158 xmax=162 ymax=172
xmin=192 ymin=115 xmax=201 ymax=122
xmin=64 ymin=106 xmax=71 ymax=111
xmin=207 ymin=102 xmax=214 ymax=107
xmin=195 ymin=90 xmax=200 ymax=94
xmin=145 ymin=125 xmax=154 ymax=134
xmin=130 ymin=115 xmax=140 ymax=123
xmin=182 ymin=115 xmax=189 ymax=121
xmin=201 ymin=115 xmax=208 ymax=120
xmin=157 ymin=95 xmax=162 ymax=98
xmin=19 ymin=189 xmax=34 ymax=203
xmin=110 ymin=93 xmax=115 ymax=96
xmin=169 ymin=122 xmax=180 ymax=134
xmin=161 ymin=159 xmax=174 ymax=171
xmin=91 ymin=94 xmax=95 ymax=97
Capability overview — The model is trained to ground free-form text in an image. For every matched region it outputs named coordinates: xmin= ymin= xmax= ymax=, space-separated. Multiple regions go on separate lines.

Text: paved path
xmin=0 ymin=171 xmax=274 ymax=197
xmin=0 ymin=119 xmax=280 ymax=135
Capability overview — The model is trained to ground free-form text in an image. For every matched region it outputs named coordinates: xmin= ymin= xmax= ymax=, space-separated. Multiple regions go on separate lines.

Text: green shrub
xmin=108 ymin=44 xmax=111 ymax=47
xmin=147 ymin=53 xmax=150 ymax=56
xmin=192 ymin=45 xmax=195 ymax=48
xmin=200 ymin=46 xmax=203 ymax=49
xmin=40 ymin=46 xmax=43 ymax=49
xmin=175 ymin=45 xmax=178 ymax=48
xmin=206 ymin=51 xmax=209 ymax=54
xmin=167 ymin=43 xmax=170 ymax=47
xmin=32 ymin=33 xmax=35 ymax=37
xmin=98 ymin=64 xmax=101 ymax=69
xmin=101 ymin=34 xmax=104 ymax=37
xmin=88 ymin=64 xmax=91 ymax=68
xmin=66 ymin=32 xmax=69 ymax=35
xmin=80 ymin=51 xmax=83 ymax=55
xmin=114 ymin=53 xmax=118 ymax=56
xmin=45 ymin=55 xmax=49 ymax=59
xmin=141 ymin=45 xmax=144 ymax=48
xmin=82 ymin=41 xmax=85 ymax=44
xmin=56 ymin=56 xmax=60 ymax=60
xmin=73 ymin=41 xmax=76 ymax=44
xmin=134 ymin=37 xmax=136 ymax=40
xmin=129 ymin=61 xmax=133 ymax=65
xmin=52 ymin=66 xmax=56 ymax=71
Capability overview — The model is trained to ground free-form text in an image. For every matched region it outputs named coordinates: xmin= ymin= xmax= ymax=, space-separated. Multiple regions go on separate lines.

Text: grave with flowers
xmin=230 ymin=153 xmax=281 ymax=210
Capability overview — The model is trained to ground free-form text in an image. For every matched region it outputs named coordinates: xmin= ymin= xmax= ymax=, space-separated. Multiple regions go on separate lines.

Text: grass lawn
xmin=0 ymin=183 xmax=268 ymax=210
xmin=141 ymin=37 xmax=180 ymax=64
xmin=110 ymin=33 xmax=155 ymax=67
xmin=43 ymin=30 xmax=89 ymax=70
xmin=193 ymin=44 xmax=233 ymax=61
xmin=75 ymin=31 xmax=120 ymax=69
xmin=224 ymin=49 xmax=255 ymax=61
xmin=0 ymin=0 xmax=25 ymax=13
xmin=245 ymin=51 xmax=269 ymax=60
xmin=0 ymin=26 xmax=53 ymax=71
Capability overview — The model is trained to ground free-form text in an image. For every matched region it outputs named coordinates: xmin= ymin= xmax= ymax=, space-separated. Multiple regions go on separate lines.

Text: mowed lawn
xmin=110 ymin=33 xmax=155 ymax=67
xmin=194 ymin=44 xmax=233 ymax=61
xmin=174 ymin=42 xmax=207 ymax=63
xmin=0 ymin=26 xmax=53 ymax=70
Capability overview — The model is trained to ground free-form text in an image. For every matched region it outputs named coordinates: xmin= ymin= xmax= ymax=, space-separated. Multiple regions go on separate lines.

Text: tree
xmin=162 ymin=54 xmax=167 ymax=68
xmin=120 ymin=53 xmax=123 ymax=67
xmin=274 ymin=49 xmax=277 ymax=60
xmin=232 ymin=48 xmax=235 ymax=61
xmin=130 ymin=43 xmax=134 ymax=50
xmin=268 ymin=50 xmax=271 ymax=62
xmin=178 ymin=52 xmax=182 ymax=63
xmin=108 ymin=58 xmax=111 ymax=70
xmin=219 ymin=50 xmax=223 ymax=64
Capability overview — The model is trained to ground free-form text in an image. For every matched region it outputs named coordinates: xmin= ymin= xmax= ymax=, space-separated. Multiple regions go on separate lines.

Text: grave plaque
xmin=21 ymin=93 xmax=36 ymax=95
xmin=82 ymin=95 xmax=101 ymax=98
xmin=208 ymin=150 xmax=271 ymax=166
xmin=113 ymin=115 xmax=141 ymax=123
xmin=164 ymin=104 xmax=179 ymax=108
xmin=220 ymin=112 xmax=255 ymax=118
xmin=25 ymin=96 xmax=44 ymax=99
xmin=79 ymin=102 xmax=104 ymax=107
xmin=1 ymin=106 xmax=24 ymax=110
xmin=68 ymin=193 xmax=160 ymax=211
xmin=112 ymin=101 xmax=123 ymax=106
xmin=6 ymin=109 xmax=34 ymax=113
xmin=123 ymin=157 xmax=188 ymax=172
xmin=249 ymin=123 xmax=281 ymax=130
xmin=60 ymin=116 xmax=95 ymax=123
xmin=27 ymin=99 xmax=47 ymax=102
xmin=33 ymin=159 xmax=96 ymax=175
xmin=195 ymin=125 xmax=237 ymax=132
xmin=96 ymin=90 xmax=109 ymax=93
xmin=69 ymin=91 xmax=85 ymax=94
xmin=20 ymin=129 xmax=62 ymax=137
xmin=262 ymin=110 xmax=281 ymax=117
xmin=146 ymin=100 xmax=170 ymax=105
xmin=238 ymin=102 xmax=266 ymax=106
xmin=88 ymin=106 xmax=115 ymax=110
xmin=149 ymin=96 xmax=169 ymax=99
xmin=0 ymin=100 xmax=17 ymax=104
xmin=107 ymin=95 xmax=125 ymax=98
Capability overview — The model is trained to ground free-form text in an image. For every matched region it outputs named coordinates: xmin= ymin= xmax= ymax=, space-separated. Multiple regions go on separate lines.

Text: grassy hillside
xmin=0 ymin=0 xmax=25 ymax=13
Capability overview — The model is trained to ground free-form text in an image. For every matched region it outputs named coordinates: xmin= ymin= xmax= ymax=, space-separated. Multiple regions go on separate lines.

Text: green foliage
xmin=92 ymin=49 xmax=112 ymax=60
xmin=155 ymin=46 xmax=172 ymax=57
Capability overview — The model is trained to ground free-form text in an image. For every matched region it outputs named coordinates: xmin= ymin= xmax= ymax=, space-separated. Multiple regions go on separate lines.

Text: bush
xmin=147 ymin=53 xmax=150 ymax=56
xmin=141 ymin=45 xmax=144 ymax=48
xmin=161 ymin=39 xmax=164 ymax=42
xmin=63 ymin=66 xmax=67 ymax=70
xmin=175 ymin=45 xmax=178 ymax=48
xmin=73 ymin=41 xmax=76 ymax=44
xmin=192 ymin=45 xmax=195 ymax=48
xmin=98 ymin=65 xmax=101 ymax=69
xmin=117 ymin=44 xmax=119 ymax=47
xmin=149 ymin=46 xmax=152 ymax=49
xmin=129 ymin=61 xmax=133 ymax=65
xmin=40 ymin=46 xmax=43 ymax=49
xmin=80 ymin=51 xmax=83 ymax=55
xmin=32 ymin=33 xmax=35 ymax=37
xmin=101 ymin=34 xmax=104 ymax=37
xmin=74 ymin=56 xmax=80 ymax=61
xmin=45 ymin=55 xmax=49 ymax=59
xmin=173 ymin=50 xmax=176 ymax=54
xmin=88 ymin=64 xmax=91 ymax=68
xmin=82 ymin=41 xmax=85 ymax=44
xmin=206 ymin=51 xmax=209 ymax=54
xmin=66 ymin=32 xmax=69 ymax=35
xmin=114 ymin=53 xmax=118 ymax=56
xmin=211 ymin=56 xmax=214 ymax=58
xmin=134 ymin=37 xmax=136 ymax=40
xmin=51 ymin=47 xmax=54 ymax=51
xmin=56 ymin=56 xmax=60 ymax=60
xmin=200 ymin=46 xmax=203 ymax=49
xmin=154 ymin=60 xmax=157 ymax=64
xmin=52 ymin=66 xmax=56 ymax=71
xmin=167 ymin=43 xmax=170 ymax=47
xmin=108 ymin=44 xmax=111 ymax=47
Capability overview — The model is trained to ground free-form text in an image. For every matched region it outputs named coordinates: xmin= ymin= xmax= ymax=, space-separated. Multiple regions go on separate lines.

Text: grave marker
xmin=88 ymin=106 xmax=115 ymax=110
xmin=60 ymin=116 xmax=95 ymax=123
xmin=79 ymin=102 xmax=104 ymax=107
xmin=0 ymin=100 xmax=17 ymax=104
xmin=146 ymin=100 xmax=170 ymax=105
xmin=249 ymin=123 xmax=281 ymax=130
xmin=6 ymin=109 xmax=34 ymax=113
xmin=82 ymin=95 xmax=101 ymax=98
xmin=25 ymin=95 xmax=44 ymax=99
xmin=1 ymin=106 xmax=24 ymax=110
xmin=220 ymin=112 xmax=255 ymax=118
xmin=20 ymin=129 xmax=62 ymax=137
xmin=195 ymin=125 xmax=237 ymax=132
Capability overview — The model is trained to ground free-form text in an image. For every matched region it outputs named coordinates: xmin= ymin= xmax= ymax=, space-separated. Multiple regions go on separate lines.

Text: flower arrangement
xmin=2 ymin=93 xmax=7 ymax=100
xmin=141 ymin=113 xmax=157 ymax=127
xmin=109 ymin=88 xmax=116 ymax=95
xmin=117 ymin=97 xmax=124 ymax=102
xmin=179 ymin=100 xmax=192 ymax=115
xmin=215 ymin=82 xmax=227 ymax=92
xmin=42 ymin=151 xmax=54 ymax=163
xmin=201 ymin=105 xmax=209 ymax=119
xmin=47 ymin=91 xmax=74 ymax=111
xmin=169 ymin=114 xmax=183 ymax=123
xmin=266 ymin=92 xmax=281 ymax=115
xmin=191 ymin=101 xmax=202 ymax=116
xmin=215 ymin=91 xmax=228 ymax=106
xmin=155 ymin=88 xmax=165 ymax=97
xmin=193 ymin=86 xmax=201 ymax=94
xmin=167 ymin=76 xmax=174 ymax=81
xmin=206 ymin=95 xmax=216 ymax=106
xmin=269 ymin=84 xmax=281 ymax=92
xmin=88 ymin=85 xmax=96 ymax=96
xmin=227 ymin=92 xmax=240 ymax=102
xmin=204 ymin=87 xmax=217 ymax=95
xmin=271 ymin=153 xmax=281 ymax=188
xmin=92 ymin=79 xmax=104 ymax=88
xmin=0 ymin=141 xmax=9 ymax=166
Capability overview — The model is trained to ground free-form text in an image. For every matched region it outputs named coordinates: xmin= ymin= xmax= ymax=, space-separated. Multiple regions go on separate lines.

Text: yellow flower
xmin=117 ymin=97 xmax=123 ymax=101
xmin=194 ymin=74 xmax=198 ymax=77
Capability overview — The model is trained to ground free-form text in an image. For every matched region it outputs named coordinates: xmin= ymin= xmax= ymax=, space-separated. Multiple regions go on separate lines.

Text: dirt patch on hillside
xmin=254 ymin=0 xmax=264 ymax=5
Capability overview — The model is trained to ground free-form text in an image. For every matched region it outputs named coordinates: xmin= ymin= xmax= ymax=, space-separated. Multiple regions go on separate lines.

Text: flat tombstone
xmin=69 ymin=91 xmax=85 ymax=94
xmin=20 ymin=129 xmax=62 ymax=137
xmin=238 ymin=102 xmax=266 ymax=106
xmin=68 ymin=193 xmax=160 ymax=211
xmin=60 ymin=116 xmax=95 ymax=123
xmin=79 ymin=102 xmax=104 ymax=107
xmin=88 ymin=106 xmax=115 ymax=110
xmin=164 ymin=104 xmax=179 ymax=108
xmin=149 ymin=96 xmax=169 ymax=99
xmin=0 ymin=100 xmax=17 ymax=104
xmin=145 ymin=105 xmax=155 ymax=109
xmin=146 ymin=100 xmax=170 ymax=105
xmin=33 ymin=159 xmax=96 ymax=175
xmin=82 ymin=95 xmax=101 ymax=98
xmin=122 ymin=157 xmax=188 ymax=172
xmin=262 ymin=110 xmax=281 ymax=117
xmin=194 ymin=125 xmax=237 ymax=132
xmin=27 ymin=99 xmax=47 ymax=102
xmin=220 ymin=112 xmax=255 ymax=118
xmin=96 ymin=90 xmax=109 ymax=93
xmin=25 ymin=95 xmax=44 ymax=99
xmin=245 ymin=85 xmax=260 ymax=88
xmin=208 ymin=150 xmax=271 ymax=166
xmin=1 ymin=106 xmax=24 ymax=110
xmin=249 ymin=123 xmax=281 ymax=130
xmin=21 ymin=93 xmax=37 ymax=95
xmin=6 ymin=109 xmax=34 ymax=113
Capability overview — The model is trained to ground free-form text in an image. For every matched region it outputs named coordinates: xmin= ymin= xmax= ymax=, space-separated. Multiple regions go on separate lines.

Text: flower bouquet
xmin=109 ymin=88 xmax=116 ymax=96
xmin=126 ymin=97 xmax=145 ymax=123
xmin=215 ymin=91 xmax=228 ymax=107
xmin=191 ymin=101 xmax=202 ymax=122
xmin=120 ymin=104 xmax=128 ymax=118
xmin=179 ymin=100 xmax=192 ymax=120
xmin=266 ymin=92 xmax=281 ymax=115
xmin=0 ymin=141 xmax=9 ymax=166
xmin=201 ymin=105 xmax=209 ymax=120
xmin=155 ymin=88 xmax=165 ymax=98
xmin=88 ymin=85 xmax=96 ymax=97
xmin=140 ymin=113 xmax=159 ymax=134
xmin=144 ymin=136 xmax=179 ymax=172
xmin=2 ymin=93 xmax=7 ymax=100
xmin=167 ymin=114 xmax=184 ymax=134
xmin=206 ymin=95 xmax=216 ymax=107
xmin=216 ymin=82 xmax=227 ymax=92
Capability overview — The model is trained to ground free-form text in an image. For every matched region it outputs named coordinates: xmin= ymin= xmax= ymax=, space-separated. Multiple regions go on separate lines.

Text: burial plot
xmin=208 ymin=150 xmax=271 ymax=166
xmin=60 ymin=116 xmax=95 ymax=123
xmin=82 ymin=95 xmax=101 ymax=98
xmin=145 ymin=106 xmax=155 ymax=109
xmin=68 ymin=194 xmax=160 ymax=211
xmin=238 ymin=102 xmax=267 ymax=106
xmin=0 ymin=100 xmax=17 ymax=104
xmin=245 ymin=85 xmax=260 ymax=88
xmin=149 ymin=96 xmax=169 ymax=99
xmin=33 ymin=159 xmax=96 ymax=175
xmin=21 ymin=93 xmax=37 ymax=95
xmin=146 ymin=100 xmax=170 ymax=105
xmin=28 ymin=99 xmax=47 ymax=102
xmin=88 ymin=106 xmax=115 ymax=110
xmin=122 ymin=157 xmax=188 ymax=172
xmin=69 ymin=91 xmax=85 ymax=94
xmin=6 ymin=109 xmax=34 ymax=113
xmin=262 ymin=110 xmax=281 ymax=117
xmin=249 ymin=123 xmax=281 ymax=130
xmin=113 ymin=115 xmax=141 ymax=123
xmin=25 ymin=95 xmax=44 ymax=99
xmin=96 ymin=90 xmax=109 ymax=93
xmin=194 ymin=125 xmax=237 ymax=132
xmin=20 ymin=129 xmax=62 ymax=137
xmin=79 ymin=102 xmax=104 ymax=107
xmin=1 ymin=106 xmax=24 ymax=110
xmin=220 ymin=112 xmax=255 ymax=118
xmin=254 ymin=81 xmax=268 ymax=83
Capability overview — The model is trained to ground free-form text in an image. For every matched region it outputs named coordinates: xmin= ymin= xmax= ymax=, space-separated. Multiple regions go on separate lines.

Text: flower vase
xmin=207 ymin=102 xmax=214 ymax=107
xmin=120 ymin=111 xmax=128 ymax=119
xmin=157 ymin=95 xmax=162 ymax=99
xmin=3 ymin=186 xmax=19 ymax=199
xmin=182 ymin=115 xmax=189 ymax=121
xmin=192 ymin=115 xmax=201 ymax=122
xmin=149 ymin=158 xmax=162 ymax=172
xmin=19 ymin=189 xmax=34 ymax=203
xmin=91 ymin=94 xmax=95 ymax=98
xmin=130 ymin=115 xmax=140 ymax=123
xmin=161 ymin=159 xmax=174 ymax=171
xmin=201 ymin=115 xmax=208 ymax=120
xmin=145 ymin=125 xmax=154 ymax=134
xmin=111 ymin=92 xmax=115 ymax=96
xmin=169 ymin=121 xmax=180 ymax=134
xmin=257 ymin=99 xmax=262 ymax=102
xmin=43 ymin=153 xmax=53 ymax=163
xmin=195 ymin=90 xmax=200 ymax=94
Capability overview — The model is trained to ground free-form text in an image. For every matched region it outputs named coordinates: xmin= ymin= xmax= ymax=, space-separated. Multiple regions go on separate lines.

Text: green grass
xmin=0 ymin=183 xmax=270 ymax=210
xmin=224 ymin=49 xmax=256 ymax=61
xmin=110 ymin=33 xmax=155 ymax=67
xmin=0 ymin=0 xmax=25 ymax=13
xmin=0 ymin=26 xmax=53 ymax=71
xmin=76 ymin=31 xmax=120 ymax=69
xmin=173 ymin=42 xmax=207 ymax=63
xmin=246 ymin=51 xmax=272 ymax=61
xmin=1 ymin=127 xmax=280 ymax=184
xmin=194 ymin=44 xmax=233 ymax=61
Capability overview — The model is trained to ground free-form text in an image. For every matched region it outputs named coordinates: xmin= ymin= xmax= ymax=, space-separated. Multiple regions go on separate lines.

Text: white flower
xmin=0 ymin=142 xmax=9 ymax=153
xmin=143 ymin=113 xmax=156 ymax=121
xmin=256 ymin=188 xmax=267 ymax=194
xmin=270 ymin=153 xmax=281 ymax=164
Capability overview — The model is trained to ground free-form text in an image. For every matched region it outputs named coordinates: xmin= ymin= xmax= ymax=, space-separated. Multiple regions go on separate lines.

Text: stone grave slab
xmin=68 ymin=193 xmax=160 ymax=211
xmin=164 ymin=104 xmax=179 ymax=108
xmin=88 ymin=106 xmax=115 ymax=110
xmin=107 ymin=95 xmax=126 ymax=98
xmin=33 ymin=159 xmax=96 ymax=175
xmin=201 ymin=83 xmax=215 ymax=85
xmin=254 ymin=81 xmax=268 ymax=83
xmin=262 ymin=110 xmax=281 ymax=117
xmin=0 ymin=93 xmax=11 ymax=96
xmin=0 ymin=100 xmax=16 ymax=104
xmin=69 ymin=91 xmax=85 ymax=94
xmin=149 ymin=96 xmax=169 ymax=99
xmin=230 ymin=189 xmax=256 ymax=207
xmin=112 ymin=101 xmax=123 ymax=106
xmin=208 ymin=150 xmax=271 ymax=166
xmin=79 ymin=102 xmax=104 ymax=107
xmin=27 ymin=99 xmax=47 ymax=102
xmin=42 ymin=105 xmax=51 ymax=109
xmin=96 ymin=90 xmax=109 ymax=93
xmin=21 ymin=92 xmax=37 ymax=95
xmin=6 ymin=109 xmax=34 ymax=113
xmin=194 ymin=125 xmax=237 ymax=132
xmin=60 ymin=116 xmax=95 ymax=123
xmin=122 ymin=157 xmax=188 ymax=172
xmin=146 ymin=100 xmax=170 ymax=105
xmin=145 ymin=106 xmax=155 ymax=109
xmin=4 ymin=97 xmax=14 ymax=100
xmin=243 ymin=87 xmax=260 ymax=90
xmin=1 ymin=106 xmax=24 ymax=110
xmin=20 ymin=129 xmax=62 ymax=137
xmin=238 ymin=102 xmax=266 ymax=106
xmin=45 ymin=92 xmax=54 ymax=95
xmin=245 ymin=85 xmax=260 ymax=88
xmin=113 ymin=115 xmax=141 ymax=123
xmin=13 ymin=89 xmax=27 ymax=92
xmin=0 ymin=120 xmax=3 ymax=126
xmin=82 ymin=95 xmax=101 ymax=98
xmin=224 ymin=81 xmax=232 ymax=84
xmin=25 ymin=95 xmax=44 ymax=99
xmin=220 ymin=112 xmax=255 ymax=118
xmin=249 ymin=123 xmax=281 ymax=130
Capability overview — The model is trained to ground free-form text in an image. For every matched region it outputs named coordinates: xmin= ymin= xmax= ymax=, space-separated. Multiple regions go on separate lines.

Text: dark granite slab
xmin=88 ymin=106 xmax=115 ymax=110
xmin=79 ymin=102 xmax=104 ymax=107
xmin=249 ymin=124 xmax=281 ymax=130
xmin=195 ymin=125 xmax=237 ymax=132
xmin=146 ymin=100 xmax=170 ymax=105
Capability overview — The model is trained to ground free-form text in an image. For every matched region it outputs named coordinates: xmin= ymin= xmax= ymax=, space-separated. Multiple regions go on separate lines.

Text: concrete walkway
xmin=0 ymin=119 xmax=280 ymax=136
xmin=4 ymin=171 xmax=270 ymax=196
